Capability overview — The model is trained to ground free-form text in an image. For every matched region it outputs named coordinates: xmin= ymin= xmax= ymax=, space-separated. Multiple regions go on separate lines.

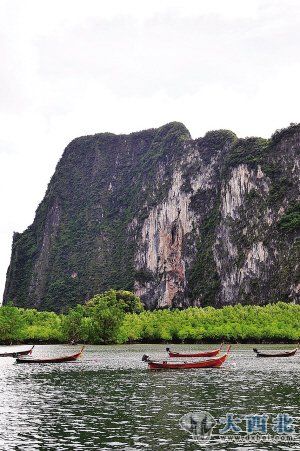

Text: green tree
xmin=0 ymin=306 xmax=25 ymax=342
xmin=85 ymin=291 xmax=125 ymax=343
xmin=115 ymin=290 xmax=144 ymax=313
xmin=62 ymin=304 xmax=86 ymax=342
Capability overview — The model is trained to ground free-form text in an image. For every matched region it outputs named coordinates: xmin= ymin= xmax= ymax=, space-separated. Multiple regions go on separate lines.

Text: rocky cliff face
xmin=3 ymin=122 xmax=300 ymax=311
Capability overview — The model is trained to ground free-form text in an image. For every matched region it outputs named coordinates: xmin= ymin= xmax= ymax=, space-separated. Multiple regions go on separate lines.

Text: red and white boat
xmin=253 ymin=346 xmax=298 ymax=358
xmin=15 ymin=346 xmax=85 ymax=364
xmin=142 ymin=345 xmax=231 ymax=369
xmin=166 ymin=343 xmax=223 ymax=358
xmin=0 ymin=345 xmax=34 ymax=357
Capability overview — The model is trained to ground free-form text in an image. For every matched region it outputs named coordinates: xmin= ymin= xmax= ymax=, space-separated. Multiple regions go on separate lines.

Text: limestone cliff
xmin=3 ymin=122 xmax=300 ymax=311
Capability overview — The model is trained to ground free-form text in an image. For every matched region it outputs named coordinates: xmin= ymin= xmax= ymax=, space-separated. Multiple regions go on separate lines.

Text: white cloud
xmin=1 ymin=0 xmax=300 ymax=301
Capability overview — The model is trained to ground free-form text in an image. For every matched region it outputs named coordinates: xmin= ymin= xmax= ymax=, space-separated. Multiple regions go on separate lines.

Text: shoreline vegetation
xmin=1 ymin=290 xmax=300 ymax=345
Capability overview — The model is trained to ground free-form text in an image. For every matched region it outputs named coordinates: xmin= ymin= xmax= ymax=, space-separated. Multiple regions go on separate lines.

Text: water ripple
xmin=0 ymin=344 xmax=299 ymax=450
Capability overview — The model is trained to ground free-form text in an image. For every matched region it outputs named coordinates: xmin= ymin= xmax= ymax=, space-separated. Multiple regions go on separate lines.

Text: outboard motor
xmin=166 ymin=347 xmax=170 ymax=352
xmin=142 ymin=354 xmax=150 ymax=362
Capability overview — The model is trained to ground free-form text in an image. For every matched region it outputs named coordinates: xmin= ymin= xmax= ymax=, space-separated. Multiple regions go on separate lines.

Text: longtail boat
xmin=142 ymin=345 xmax=231 ymax=369
xmin=0 ymin=345 xmax=34 ymax=358
xmin=253 ymin=346 xmax=298 ymax=358
xmin=15 ymin=346 xmax=85 ymax=364
xmin=166 ymin=343 xmax=223 ymax=358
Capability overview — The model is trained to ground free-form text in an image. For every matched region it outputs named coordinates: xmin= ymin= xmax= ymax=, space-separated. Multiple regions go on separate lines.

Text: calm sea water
xmin=0 ymin=344 xmax=299 ymax=450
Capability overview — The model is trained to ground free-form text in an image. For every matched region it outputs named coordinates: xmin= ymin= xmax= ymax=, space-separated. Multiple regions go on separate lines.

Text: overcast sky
xmin=1 ymin=0 xmax=300 ymax=301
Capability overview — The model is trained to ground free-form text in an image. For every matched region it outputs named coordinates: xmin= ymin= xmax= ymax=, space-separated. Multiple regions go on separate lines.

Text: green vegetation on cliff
xmin=271 ymin=122 xmax=300 ymax=145
xmin=278 ymin=203 xmax=300 ymax=232
xmin=224 ymin=137 xmax=269 ymax=170
xmin=188 ymin=202 xmax=221 ymax=306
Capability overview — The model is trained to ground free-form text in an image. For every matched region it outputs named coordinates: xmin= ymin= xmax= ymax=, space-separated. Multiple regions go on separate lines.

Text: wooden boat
xmin=142 ymin=345 xmax=231 ymax=369
xmin=15 ymin=346 xmax=85 ymax=364
xmin=166 ymin=343 xmax=223 ymax=358
xmin=253 ymin=346 xmax=298 ymax=358
xmin=0 ymin=345 xmax=34 ymax=357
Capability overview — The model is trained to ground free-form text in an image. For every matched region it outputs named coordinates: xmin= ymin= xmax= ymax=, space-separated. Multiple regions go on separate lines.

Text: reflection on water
xmin=0 ymin=344 xmax=299 ymax=450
